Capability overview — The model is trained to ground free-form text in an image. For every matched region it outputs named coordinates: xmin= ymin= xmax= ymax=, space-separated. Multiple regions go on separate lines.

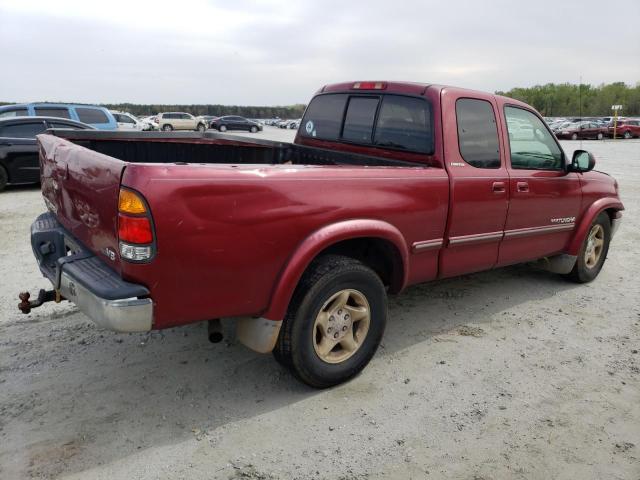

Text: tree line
xmin=496 ymin=82 xmax=640 ymax=117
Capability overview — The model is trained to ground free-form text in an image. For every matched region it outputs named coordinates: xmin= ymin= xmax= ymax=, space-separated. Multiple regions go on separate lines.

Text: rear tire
xmin=197 ymin=123 xmax=206 ymax=132
xmin=219 ymin=125 xmax=227 ymax=132
xmin=162 ymin=124 xmax=173 ymax=131
xmin=0 ymin=165 xmax=8 ymax=192
xmin=564 ymin=212 xmax=611 ymax=283
xmin=623 ymin=131 xmax=632 ymax=139
xmin=571 ymin=133 xmax=578 ymax=140
xmin=597 ymin=132 xmax=603 ymax=140
xmin=273 ymin=255 xmax=387 ymax=388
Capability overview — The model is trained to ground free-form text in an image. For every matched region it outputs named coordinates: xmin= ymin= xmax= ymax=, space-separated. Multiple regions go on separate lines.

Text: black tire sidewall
xmin=573 ymin=212 xmax=611 ymax=282
xmin=290 ymin=264 xmax=387 ymax=387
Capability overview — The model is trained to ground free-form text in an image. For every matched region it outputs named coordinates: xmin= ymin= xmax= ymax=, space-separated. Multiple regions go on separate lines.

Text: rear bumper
xmin=31 ymin=212 xmax=153 ymax=332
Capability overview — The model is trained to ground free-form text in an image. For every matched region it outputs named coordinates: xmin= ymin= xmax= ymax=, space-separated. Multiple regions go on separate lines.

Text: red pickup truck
xmin=21 ymin=81 xmax=623 ymax=387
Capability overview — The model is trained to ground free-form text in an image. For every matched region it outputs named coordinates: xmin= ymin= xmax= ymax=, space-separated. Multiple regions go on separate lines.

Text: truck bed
xmin=50 ymin=130 xmax=425 ymax=168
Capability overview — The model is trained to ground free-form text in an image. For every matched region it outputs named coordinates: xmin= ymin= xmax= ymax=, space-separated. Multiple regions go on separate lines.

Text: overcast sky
xmin=1 ymin=0 xmax=638 ymax=105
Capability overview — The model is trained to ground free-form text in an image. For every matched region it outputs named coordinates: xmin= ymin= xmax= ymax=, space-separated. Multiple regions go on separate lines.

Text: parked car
xmin=0 ymin=103 xmax=117 ymax=130
xmin=111 ymin=111 xmax=145 ymax=131
xmin=210 ymin=116 xmax=262 ymax=132
xmin=609 ymin=119 xmax=640 ymax=139
xmin=22 ymin=81 xmax=623 ymax=388
xmin=555 ymin=121 xmax=607 ymax=140
xmin=140 ymin=116 xmax=159 ymax=130
xmin=157 ymin=112 xmax=207 ymax=132
xmin=0 ymin=117 xmax=94 ymax=191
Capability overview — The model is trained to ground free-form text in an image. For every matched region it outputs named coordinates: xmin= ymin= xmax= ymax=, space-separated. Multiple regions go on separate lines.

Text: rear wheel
xmin=273 ymin=255 xmax=387 ymax=388
xmin=162 ymin=124 xmax=173 ymax=131
xmin=250 ymin=126 xmax=258 ymax=133
xmin=597 ymin=132 xmax=603 ymax=140
xmin=0 ymin=165 xmax=8 ymax=191
xmin=571 ymin=133 xmax=578 ymax=140
xmin=219 ymin=125 xmax=227 ymax=132
xmin=197 ymin=123 xmax=206 ymax=132
xmin=565 ymin=212 xmax=611 ymax=283
xmin=623 ymin=130 xmax=632 ymax=139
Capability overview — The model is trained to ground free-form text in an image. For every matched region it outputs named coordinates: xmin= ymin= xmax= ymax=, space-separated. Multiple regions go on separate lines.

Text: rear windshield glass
xmin=76 ymin=107 xmax=109 ymax=124
xmin=34 ymin=107 xmax=71 ymax=119
xmin=342 ymin=97 xmax=379 ymax=143
xmin=374 ymin=96 xmax=432 ymax=153
xmin=300 ymin=94 xmax=347 ymax=140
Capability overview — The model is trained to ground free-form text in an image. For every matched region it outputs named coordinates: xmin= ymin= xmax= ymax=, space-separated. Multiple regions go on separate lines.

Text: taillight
xmin=117 ymin=188 xmax=155 ymax=262
xmin=352 ymin=81 xmax=387 ymax=90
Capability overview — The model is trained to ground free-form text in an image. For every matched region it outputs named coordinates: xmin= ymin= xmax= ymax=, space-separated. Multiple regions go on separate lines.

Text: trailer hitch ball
xmin=18 ymin=289 xmax=59 ymax=314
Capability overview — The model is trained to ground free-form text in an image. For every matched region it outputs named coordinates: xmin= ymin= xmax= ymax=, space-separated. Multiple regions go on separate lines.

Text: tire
xmin=0 ymin=165 xmax=8 ymax=192
xmin=162 ymin=124 xmax=173 ymax=131
xmin=571 ymin=133 xmax=578 ymax=140
xmin=197 ymin=123 xmax=206 ymax=132
xmin=250 ymin=126 xmax=258 ymax=133
xmin=219 ymin=125 xmax=227 ymax=132
xmin=565 ymin=212 xmax=611 ymax=283
xmin=273 ymin=254 xmax=387 ymax=388
xmin=623 ymin=131 xmax=632 ymax=139
xmin=597 ymin=132 xmax=603 ymax=140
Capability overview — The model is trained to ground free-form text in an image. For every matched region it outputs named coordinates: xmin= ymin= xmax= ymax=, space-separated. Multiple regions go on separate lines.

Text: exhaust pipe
xmin=208 ymin=319 xmax=223 ymax=343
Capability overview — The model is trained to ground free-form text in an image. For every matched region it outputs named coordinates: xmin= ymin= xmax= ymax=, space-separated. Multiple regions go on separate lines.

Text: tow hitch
xmin=18 ymin=289 xmax=63 ymax=314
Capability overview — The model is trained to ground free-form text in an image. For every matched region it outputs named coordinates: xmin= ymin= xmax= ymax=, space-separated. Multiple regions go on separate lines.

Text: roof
xmin=0 ymin=116 xmax=95 ymax=128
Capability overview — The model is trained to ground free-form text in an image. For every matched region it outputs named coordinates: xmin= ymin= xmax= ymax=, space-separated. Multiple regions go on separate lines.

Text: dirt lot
xmin=1 ymin=134 xmax=638 ymax=479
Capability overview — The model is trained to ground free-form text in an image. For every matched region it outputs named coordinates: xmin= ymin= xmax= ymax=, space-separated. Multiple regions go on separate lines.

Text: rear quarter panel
xmin=121 ymin=163 xmax=449 ymax=328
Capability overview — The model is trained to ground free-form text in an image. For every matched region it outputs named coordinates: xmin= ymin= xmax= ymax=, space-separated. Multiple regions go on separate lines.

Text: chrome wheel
xmin=584 ymin=224 xmax=604 ymax=269
xmin=312 ymin=289 xmax=370 ymax=364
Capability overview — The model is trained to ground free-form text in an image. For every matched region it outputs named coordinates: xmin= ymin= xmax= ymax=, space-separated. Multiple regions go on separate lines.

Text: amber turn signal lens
xmin=119 ymin=189 xmax=146 ymax=214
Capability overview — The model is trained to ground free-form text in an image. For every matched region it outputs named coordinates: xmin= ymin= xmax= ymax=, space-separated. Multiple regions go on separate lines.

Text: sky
xmin=1 ymin=0 xmax=639 ymax=105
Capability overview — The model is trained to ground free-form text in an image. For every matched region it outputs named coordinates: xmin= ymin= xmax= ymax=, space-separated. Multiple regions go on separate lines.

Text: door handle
xmin=492 ymin=182 xmax=506 ymax=193
xmin=517 ymin=181 xmax=529 ymax=192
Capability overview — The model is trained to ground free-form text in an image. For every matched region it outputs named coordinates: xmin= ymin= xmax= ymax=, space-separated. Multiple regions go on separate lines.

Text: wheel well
xmin=316 ymin=237 xmax=404 ymax=293
xmin=604 ymin=208 xmax=620 ymax=225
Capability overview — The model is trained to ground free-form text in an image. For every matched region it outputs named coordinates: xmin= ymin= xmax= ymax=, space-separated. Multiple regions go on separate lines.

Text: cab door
xmin=497 ymin=103 xmax=582 ymax=266
xmin=438 ymin=89 xmax=510 ymax=278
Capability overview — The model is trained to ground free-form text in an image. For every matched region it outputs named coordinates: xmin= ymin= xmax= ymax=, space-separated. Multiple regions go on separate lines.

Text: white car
xmin=139 ymin=116 xmax=159 ymax=131
xmin=111 ymin=111 xmax=145 ymax=131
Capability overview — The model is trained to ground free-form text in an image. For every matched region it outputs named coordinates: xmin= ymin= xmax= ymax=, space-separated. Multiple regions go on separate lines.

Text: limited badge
xmin=305 ymin=120 xmax=314 ymax=134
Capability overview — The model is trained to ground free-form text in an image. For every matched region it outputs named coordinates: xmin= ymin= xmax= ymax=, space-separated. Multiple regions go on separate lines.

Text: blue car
xmin=0 ymin=103 xmax=117 ymax=130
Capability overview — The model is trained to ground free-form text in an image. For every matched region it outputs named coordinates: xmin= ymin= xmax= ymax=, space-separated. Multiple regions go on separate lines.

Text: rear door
xmin=0 ymin=120 xmax=47 ymax=183
xmin=497 ymin=104 xmax=582 ymax=266
xmin=439 ymin=89 xmax=510 ymax=277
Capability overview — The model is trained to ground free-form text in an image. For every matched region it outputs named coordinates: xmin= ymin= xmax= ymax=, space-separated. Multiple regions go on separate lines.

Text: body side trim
xmin=411 ymin=238 xmax=443 ymax=253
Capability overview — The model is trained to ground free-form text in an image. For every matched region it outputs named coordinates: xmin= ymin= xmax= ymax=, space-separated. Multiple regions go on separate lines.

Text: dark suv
xmin=210 ymin=116 xmax=262 ymax=133
xmin=0 ymin=117 xmax=94 ymax=191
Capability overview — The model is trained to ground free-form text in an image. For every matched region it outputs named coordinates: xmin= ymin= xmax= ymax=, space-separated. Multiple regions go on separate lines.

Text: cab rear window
xmin=301 ymin=93 xmax=433 ymax=154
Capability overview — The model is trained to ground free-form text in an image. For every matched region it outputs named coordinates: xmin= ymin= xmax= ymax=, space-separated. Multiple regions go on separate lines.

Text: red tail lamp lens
xmin=118 ymin=214 xmax=153 ymax=244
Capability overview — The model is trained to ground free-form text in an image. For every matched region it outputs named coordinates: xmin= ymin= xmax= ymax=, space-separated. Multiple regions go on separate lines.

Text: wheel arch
xmin=567 ymin=198 xmax=624 ymax=255
xmin=262 ymin=219 xmax=409 ymax=321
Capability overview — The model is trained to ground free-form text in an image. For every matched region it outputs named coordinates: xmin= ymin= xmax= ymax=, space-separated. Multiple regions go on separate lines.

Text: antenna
xmin=579 ymin=75 xmax=583 ymax=150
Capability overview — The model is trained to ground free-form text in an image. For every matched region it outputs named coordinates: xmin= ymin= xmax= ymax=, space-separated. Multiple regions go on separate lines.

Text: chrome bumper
xmin=60 ymin=271 xmax=153 ymax=332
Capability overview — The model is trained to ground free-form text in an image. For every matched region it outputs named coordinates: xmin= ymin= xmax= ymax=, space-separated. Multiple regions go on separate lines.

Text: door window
xmin=0 ymin=108 xmax=28 ymax=118
xmin=76 ymin=108 xmax=109 ymax=124
xmin=0 ymin=121 xmax=47 ymax=138
xmin=505 ymin=106 xmax=563 ymax=170
xmin=455 ymin=98 xmax=500 ymax=168
xmin=34 ymin=107 xmax=71 ymax=119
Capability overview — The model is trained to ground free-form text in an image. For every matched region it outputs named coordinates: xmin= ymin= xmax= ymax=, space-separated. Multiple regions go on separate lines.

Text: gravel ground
xmin=0 ymin=133 xmax=638 ymax=479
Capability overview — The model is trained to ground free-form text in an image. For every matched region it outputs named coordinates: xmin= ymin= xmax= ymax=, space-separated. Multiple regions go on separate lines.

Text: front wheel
xmin=250 ymin=126 xmax=258 ymax=133
xmin=597 ymin=132 xmax=603 ymax=140
xmin=571 ymin=133 xmax=578 ymax=140
xmin=219 ymin=125 xmax=227 ymax=132
xmin=0 ymin=166 xmax=8 ymax=192
xmin=273 ymin=255 xmax=387 ymax=388
xmin=565 ymin=212 xmax=611 ymax=283
xmin=623 ymin=131 xmax=632 ymax=139
xmin=162 ymin=124 xmax=173 ymax=131
xmin=197 ymin=123 xmax=206 ymax=132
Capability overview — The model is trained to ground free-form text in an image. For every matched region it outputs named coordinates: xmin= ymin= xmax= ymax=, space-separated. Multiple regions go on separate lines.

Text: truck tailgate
xmin=37 ymin=134 xmax=125 ymax=273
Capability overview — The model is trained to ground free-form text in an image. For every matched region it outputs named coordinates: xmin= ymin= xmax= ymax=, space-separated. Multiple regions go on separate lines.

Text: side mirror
xmin=568 ymin=150 xmax=596 ymax=172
